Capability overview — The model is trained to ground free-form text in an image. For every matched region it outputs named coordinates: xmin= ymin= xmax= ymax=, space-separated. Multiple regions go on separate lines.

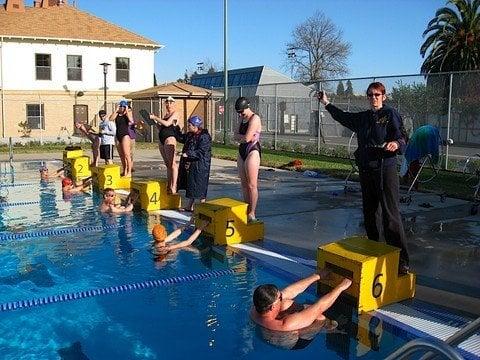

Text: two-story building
xmin=0 ymin=0 xmax=161 ymax=140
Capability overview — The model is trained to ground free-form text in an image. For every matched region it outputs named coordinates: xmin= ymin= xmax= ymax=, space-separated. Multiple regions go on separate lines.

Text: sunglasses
xmin=237 ymin=110 xmax=245 ymax=115
xmin=367 ymin=93 xmax=383 ymax=98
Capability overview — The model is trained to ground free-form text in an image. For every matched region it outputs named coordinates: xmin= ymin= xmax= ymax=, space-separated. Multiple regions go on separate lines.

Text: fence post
xmin=149 ymin=99 xmax=154 ymax=143
xmin=445 ymin=73 xmax=453 ymax=170
xmin=8 ymin=136 xmax=13 ymax=168
xmin=317 ymin=81 xmax=322 ymax=155
xmin=274 ymin=84 xmax=278 ymax=150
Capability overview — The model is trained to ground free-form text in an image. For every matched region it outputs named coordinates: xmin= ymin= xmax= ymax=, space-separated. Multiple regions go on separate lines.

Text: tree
xmin=420 ymin=0 xmax=480 ymax=73
xmin=285 ymin=11 xmax=351 ymax=81
xmin=345 ymin=80 xmax=354 ymax=96
xmin=336 ymin=81 xmax=345 ymax=96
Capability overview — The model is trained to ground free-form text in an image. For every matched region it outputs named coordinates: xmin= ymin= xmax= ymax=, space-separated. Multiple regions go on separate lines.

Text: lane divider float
xmin=0 ymin=268 xmax=238 ymax=312
xmin=0 ymin=223 xmax=122 ymax=241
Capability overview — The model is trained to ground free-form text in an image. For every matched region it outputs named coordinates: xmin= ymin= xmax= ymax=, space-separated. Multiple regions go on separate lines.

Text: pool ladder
xmin=385 ymin=316 xmax=480 ymax=360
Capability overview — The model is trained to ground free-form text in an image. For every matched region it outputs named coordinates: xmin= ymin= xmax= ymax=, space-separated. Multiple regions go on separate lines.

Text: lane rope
xmin=0 ymin=223 xmax=122 ymax=241
xmin=0 ymin=268 xmax=238 ymax=312
xmin=0 ymin=183 xmax=36 ymax=188
xmin=0 ymin=201 xmax=41 ymax=208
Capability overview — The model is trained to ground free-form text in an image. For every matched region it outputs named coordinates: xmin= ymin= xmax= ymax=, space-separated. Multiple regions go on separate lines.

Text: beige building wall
xmin=1 ymin=90 xmax=126 ymax=138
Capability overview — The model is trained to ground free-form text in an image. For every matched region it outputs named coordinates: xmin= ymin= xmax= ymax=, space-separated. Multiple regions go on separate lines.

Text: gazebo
xmin=125 ymin=82 xmax=223 ymax=142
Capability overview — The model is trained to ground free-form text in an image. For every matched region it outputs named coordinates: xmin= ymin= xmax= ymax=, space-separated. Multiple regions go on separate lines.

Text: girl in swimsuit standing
xmin=110 ymin=100 xmax=134 ymax=177
xmin=234 ymin=97 xmax=262 ymax=222
xmin=149 ymin=96 xmax=180 ymax=194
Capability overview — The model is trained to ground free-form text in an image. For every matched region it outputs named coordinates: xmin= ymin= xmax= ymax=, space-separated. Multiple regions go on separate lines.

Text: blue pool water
xmin=0 ymin=161 xmax=411 ymax=359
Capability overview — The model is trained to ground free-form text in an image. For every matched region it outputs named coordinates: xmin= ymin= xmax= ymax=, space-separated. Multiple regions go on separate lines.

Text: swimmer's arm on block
xmin=282 ymin=273 xmax=321 ymax=300
xmin=167 ymin=228 xmax=202 ymax=251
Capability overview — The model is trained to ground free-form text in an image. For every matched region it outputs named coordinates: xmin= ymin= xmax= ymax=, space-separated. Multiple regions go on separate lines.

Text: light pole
xmin=223 ymin=0 xmax=228 ymax=145
xmin=100 ymin=62 xmax=110 ymax=111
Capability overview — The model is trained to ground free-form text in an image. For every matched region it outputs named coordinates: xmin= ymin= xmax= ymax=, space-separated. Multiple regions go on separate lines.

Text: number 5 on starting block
xmin=317 ymin=236 xmax=415 ymax=313
xmin=194 ymin=198 xmax=264 ymax=245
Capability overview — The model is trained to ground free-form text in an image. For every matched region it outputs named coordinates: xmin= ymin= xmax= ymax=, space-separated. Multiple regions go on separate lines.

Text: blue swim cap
xmin=119 ymin=100 xmax=128 ymax=107
xmin=188 ymin=116 xmax=203 ymax=127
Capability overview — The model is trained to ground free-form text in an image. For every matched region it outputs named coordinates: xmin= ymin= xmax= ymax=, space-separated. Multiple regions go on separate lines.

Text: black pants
xmin=359 ymin=164 xmax=409 ymax=266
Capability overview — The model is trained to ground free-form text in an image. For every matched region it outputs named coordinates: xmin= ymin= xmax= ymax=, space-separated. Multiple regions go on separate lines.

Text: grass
xmin=0 ymin=141 xmax=476 ymax=200
xmin=212 ymin=144 xmax=477 ymax=201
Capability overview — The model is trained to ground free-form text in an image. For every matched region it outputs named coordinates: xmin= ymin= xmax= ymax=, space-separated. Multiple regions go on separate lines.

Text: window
xmin=67 ymin=55 xmax=82 ymax=81
xmin=116 ymin=57 xmax=130 ymax=82
xmin=35 ymin=54 xmax=51 ymax=80
xmin=26 ymin=104 xmax=45 ymax=130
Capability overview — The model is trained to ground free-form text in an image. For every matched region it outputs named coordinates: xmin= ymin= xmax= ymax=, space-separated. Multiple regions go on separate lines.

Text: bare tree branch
xmin=284 ymin=11 xmax=351 ymax=81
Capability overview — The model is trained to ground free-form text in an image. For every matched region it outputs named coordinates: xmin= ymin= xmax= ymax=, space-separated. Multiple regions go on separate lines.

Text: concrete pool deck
xmin=2 ymin=149 xmax=479 ymax=317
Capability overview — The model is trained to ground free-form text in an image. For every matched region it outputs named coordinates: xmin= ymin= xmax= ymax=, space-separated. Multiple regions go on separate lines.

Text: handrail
xmin=384 ymin=338 xmax=464 ymax=360
xmin=420 ymin=317 xmax=480 ymax=360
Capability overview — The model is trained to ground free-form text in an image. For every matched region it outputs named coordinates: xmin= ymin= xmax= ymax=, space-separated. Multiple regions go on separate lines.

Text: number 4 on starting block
xmin=317 ymin=236 xmax=415 ymax=313
xmin=194 ymin=198 xmax=264 ymax=245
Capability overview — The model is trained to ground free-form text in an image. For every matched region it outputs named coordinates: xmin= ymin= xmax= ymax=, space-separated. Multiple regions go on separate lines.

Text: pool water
xmin=0 ymin=161 xmax=410 ymax=359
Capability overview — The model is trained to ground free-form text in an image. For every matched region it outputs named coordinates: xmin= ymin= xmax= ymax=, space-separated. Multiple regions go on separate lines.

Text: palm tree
xmin=420 ymin=0 xmax=480 ymax=73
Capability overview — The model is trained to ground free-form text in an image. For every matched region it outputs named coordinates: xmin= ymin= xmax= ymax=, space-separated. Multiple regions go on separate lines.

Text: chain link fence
xmin=214 ymin=70 xmax=480 ymax=170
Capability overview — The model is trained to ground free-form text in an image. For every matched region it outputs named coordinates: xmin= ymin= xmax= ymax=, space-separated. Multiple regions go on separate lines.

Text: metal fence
xmin=214 ymin=70 xmax=480 ymax=169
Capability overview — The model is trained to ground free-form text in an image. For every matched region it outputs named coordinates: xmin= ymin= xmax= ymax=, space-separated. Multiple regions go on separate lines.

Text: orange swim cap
xmin=152 ymin=224 xmax=167 ymax=241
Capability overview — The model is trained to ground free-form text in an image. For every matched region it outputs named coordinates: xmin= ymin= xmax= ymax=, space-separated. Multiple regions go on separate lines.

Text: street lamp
xmin=100 ymin=62 xmax=111 ymax=111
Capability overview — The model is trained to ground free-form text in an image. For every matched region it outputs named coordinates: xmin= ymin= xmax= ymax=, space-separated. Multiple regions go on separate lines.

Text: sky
xmin=77 ymin=0 xmax=444 ymax=82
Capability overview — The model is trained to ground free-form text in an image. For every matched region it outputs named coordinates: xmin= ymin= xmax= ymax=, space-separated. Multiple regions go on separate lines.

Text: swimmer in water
xmin=251 ymin=272 xmax=352 ymax=332
xmin=151 ymin=218 xmax=209 ymax=258
xmin=99 ymin=188 xmax=139 ymax=214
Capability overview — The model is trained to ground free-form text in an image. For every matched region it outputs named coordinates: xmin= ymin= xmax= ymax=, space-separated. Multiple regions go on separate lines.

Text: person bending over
xmin=251 ymin=272 xmax=351 ymax=332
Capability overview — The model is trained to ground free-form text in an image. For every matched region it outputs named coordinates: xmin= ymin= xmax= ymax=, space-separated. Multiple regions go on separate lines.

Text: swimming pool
xmin=0 ymin=160 xmax=415 ymax=359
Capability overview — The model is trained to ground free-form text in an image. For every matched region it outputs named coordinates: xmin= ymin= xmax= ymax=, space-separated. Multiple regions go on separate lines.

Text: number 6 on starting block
xmin=194 ymin=198 xmax=264 ymax=245
xmin=317 ymin=236 xmax=415 ymax=313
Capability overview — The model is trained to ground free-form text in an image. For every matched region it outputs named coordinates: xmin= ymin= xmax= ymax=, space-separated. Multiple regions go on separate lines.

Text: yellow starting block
xmin=91 ymin=164 xmax=130 ymax=190
xmin=62 ymin=148 xmax=83 ymax=165
xmin=194 ymin=197 xmax=264 ymax=245
xmin=317 ymin=236 xmax=415 ymax=313
xmin=131 ymin=179 xmax=181 ymax=211
xmin=67 ymin=155 xmax=91 ymax=181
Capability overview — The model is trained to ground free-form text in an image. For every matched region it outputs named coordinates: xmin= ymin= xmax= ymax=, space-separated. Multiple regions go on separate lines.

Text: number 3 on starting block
xmin=317 ymin=236 xmax=415 ymax=313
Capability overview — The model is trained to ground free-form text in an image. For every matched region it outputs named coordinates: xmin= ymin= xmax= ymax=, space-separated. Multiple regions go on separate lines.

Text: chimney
xmin=4 ymin=0 xmax=25 ymax=12
xmin=33 ymin=0 xmax=41 ymax=7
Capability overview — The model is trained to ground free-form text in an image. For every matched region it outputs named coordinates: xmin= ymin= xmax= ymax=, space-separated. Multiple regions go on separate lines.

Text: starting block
xmin=67 ymin=156 xmax=91 ymax=181
xmin=62 ymin=148 xmax=83 ymax=166
xmin=194 ymin=198 xmax=264 ymax=245
xmin=91 ymin=164 xmax=130 ymax=190
xmin=130 ymin=179 xmax=181 ymax=211
xmin=317 ymin=236 xmax=415 ymax=313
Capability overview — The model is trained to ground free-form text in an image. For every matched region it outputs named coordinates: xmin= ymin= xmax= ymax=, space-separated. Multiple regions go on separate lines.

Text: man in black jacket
xmin=318 ymin=82 xmax=410 ymax=274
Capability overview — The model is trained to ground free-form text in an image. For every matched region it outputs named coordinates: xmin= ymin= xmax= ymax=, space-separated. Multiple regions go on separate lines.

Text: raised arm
xmin=318 ymin=91 xmax=360 ymax=132
xmin=166 ymin=221 xmax=208 ymax=251
xmin=281 ymin=278 xmax=352 ymax=331
xmin=281 ymin=273 xmax=321 ymax=300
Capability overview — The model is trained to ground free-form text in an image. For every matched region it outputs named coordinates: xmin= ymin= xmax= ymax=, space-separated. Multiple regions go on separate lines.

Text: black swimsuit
xmin=115 ymin=114 xmax=130 ymax=142
xmin=238 ymin=116 xmax=261 ymax=161
xmin=158 ymin=113 xmax=177 ymax=145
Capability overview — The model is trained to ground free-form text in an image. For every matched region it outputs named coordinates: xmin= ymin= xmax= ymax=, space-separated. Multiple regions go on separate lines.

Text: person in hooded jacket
xmin=177 ymin=115 xmax=212 ymax=212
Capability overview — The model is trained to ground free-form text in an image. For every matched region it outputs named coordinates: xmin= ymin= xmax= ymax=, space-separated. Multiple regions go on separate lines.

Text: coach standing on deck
xmin=318 ymin=82 xmax=410 ymax=275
